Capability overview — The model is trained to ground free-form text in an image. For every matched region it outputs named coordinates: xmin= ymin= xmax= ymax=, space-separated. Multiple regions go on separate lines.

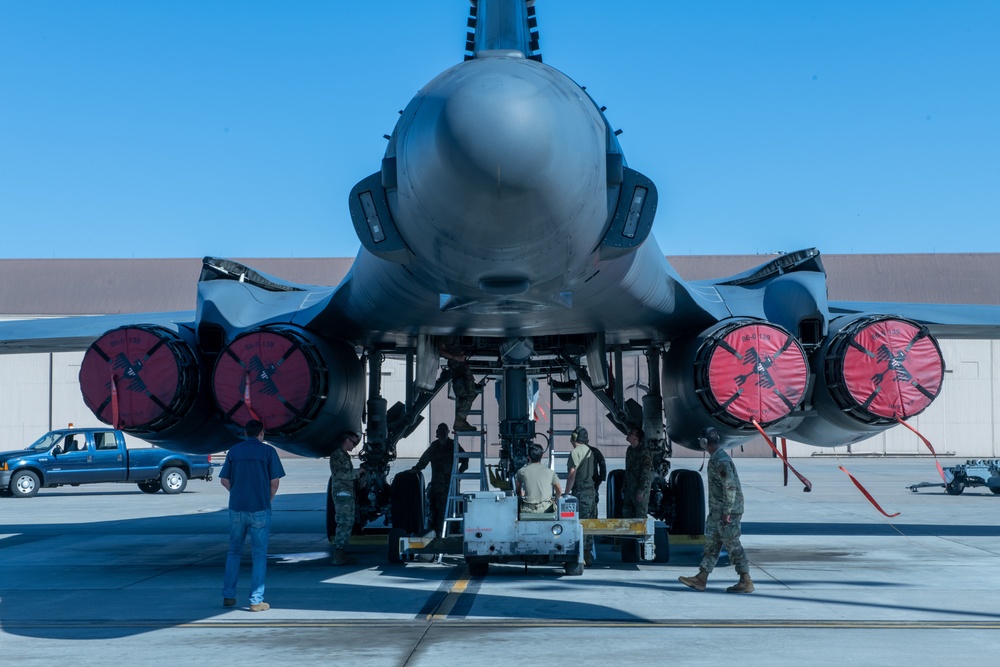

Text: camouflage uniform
xmin=622 ymin=443 xmax=654 ymax=518
xmin=412 ymin=436 xmax=468 ymax=535
xmin=440 ymin=336 xmax=476 ymax=428
xmin=329 ymin=447 xmax=356 ymax=550
xmin=700 ymin=448 xmax=749 ymax=574
xmin=567 ymin=444 xmax=597 ymax=557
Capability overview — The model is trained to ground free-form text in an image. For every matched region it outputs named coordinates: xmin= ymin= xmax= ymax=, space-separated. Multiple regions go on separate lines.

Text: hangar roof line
xmin=1 ymin=253 xmax=998 ymax=316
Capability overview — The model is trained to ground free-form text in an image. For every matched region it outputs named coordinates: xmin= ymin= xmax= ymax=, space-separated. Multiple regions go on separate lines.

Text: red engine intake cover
xmin=701 ymin=322 xmax=808 ymax=427
xmin=212 ymin=328 xmax=323 ymax=432
xmin=79 ymin=326 xmax=198 ymax=430
xmin=837 ymin=318 xmax=943 ymax=420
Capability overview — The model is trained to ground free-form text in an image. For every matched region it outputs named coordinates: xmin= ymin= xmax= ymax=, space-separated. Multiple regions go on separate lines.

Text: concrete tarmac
xmin=2 ymin=456 xmax=999 ymax=665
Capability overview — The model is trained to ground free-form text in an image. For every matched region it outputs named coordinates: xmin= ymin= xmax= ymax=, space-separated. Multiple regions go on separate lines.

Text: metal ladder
xmin=546 ymin=377 xmax=581 ymax=481
xmin=442 ymin=387 xmax=489 ymax=538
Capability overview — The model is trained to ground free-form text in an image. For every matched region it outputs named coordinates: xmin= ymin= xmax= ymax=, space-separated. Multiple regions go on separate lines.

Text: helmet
xmin=570 ymin=426 xmax=589 ymax=445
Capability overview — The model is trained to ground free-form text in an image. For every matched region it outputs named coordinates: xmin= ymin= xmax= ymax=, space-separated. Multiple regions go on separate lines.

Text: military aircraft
xmin=3 ymin=0 xmax=1000 ymax=536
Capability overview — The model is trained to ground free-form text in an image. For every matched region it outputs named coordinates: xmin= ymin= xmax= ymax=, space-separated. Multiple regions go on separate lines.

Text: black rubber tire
xmin=653 ymin=523 xmax=670 ymax=563
xmin=606 ymin=469 xmax=625 ymax=519
xmin=670 ymin=469 xmax=706 ymax=535
xmin=326 ymin=477 xmax=337 ymax=542
xmin=990 ymin=487 xmax=1000 ymax=495
xmin=390 ymin=470 xmax=425 ymax=536
xmin=468 ymin=560 xmax=489 ymax=577
xmin=621 ymin=538 xmax=641 ymax=563
xmin=387 ymin=527 xmax=406 ymax=564
xmin=10 ymin=470 xmax=40 ymax=498
xmin=946 ymin=479 xmax=965 ymax=496
xmin=160 ymin=467 xmax=187 ymax=494
xmin=137 ymin=480 xmax=162 ymax=494
xmin=563 ymin=561 xmax=584 ymax=576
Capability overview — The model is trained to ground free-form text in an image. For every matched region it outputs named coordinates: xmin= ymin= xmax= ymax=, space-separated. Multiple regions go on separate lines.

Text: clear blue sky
xmin=2 ymin=1 xmax=997 ymax=260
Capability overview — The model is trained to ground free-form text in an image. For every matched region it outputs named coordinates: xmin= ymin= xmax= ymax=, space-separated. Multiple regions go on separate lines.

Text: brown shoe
xmin=726 ymin=573 xmax=755 ymax=594
xmin=249 ymin=602 xmax=270 ymax=612
xmin=223 ymin=597 xmax=236 ymax=607
xmin=678 ymin=568 xmax=709 ymax=591
xmin=453 ymin=419 xmax=476 ymax=432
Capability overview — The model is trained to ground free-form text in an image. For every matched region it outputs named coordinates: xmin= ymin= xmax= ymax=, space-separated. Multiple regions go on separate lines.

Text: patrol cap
xmin=570 ymin=426 xmax=589 ymax=444
xmin=436 ymin=422 xmax=450 ymax=437
xmin=703 ymin=427 xmax=720 ymax=446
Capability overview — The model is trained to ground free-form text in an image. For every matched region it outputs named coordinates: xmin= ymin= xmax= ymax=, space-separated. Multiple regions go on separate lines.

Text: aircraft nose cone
xmin=393 ymin=55 xmax=610 ymax=288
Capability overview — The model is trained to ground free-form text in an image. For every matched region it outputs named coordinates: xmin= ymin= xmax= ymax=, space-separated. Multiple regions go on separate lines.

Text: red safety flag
xmin=243 ymin=372 xmax=263 ymax=424
xmin=110 ymin=373 xmax=120 ymax=429
xmin=751 ymin=419 xmax=812 ymax=492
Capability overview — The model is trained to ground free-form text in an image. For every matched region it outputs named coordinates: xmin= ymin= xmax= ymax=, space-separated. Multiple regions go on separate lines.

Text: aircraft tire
xmin=390 ymin=470 xmax=425 ymax=535
xmin=160 ymin=467 xmax=188 ymax=494
xmin=670 ymin=469 xmax=705 ymax=535
xmin=137 ymin=480 xmax=162 ymax=494
xmin=606 ymin=469 xmax=625 ymax=519
xmin=10 ymin=470 xmax=40 ymax=498
xmin=325 ymin=477 xmax=336 ymax=542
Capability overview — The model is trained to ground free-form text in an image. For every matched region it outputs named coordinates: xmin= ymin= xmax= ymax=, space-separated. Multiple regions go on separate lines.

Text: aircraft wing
xmin=0 ymin=311 xmax=195 ymax=354
xmin=829 ymin=301 xmax=1000 ymax=339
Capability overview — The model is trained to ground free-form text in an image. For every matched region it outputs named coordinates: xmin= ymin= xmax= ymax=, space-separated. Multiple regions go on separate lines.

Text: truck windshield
xmin=27 ymin=433 xmax=65 ymax=452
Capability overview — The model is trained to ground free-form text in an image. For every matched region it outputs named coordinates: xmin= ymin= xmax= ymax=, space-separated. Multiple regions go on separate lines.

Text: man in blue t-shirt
xmin=220 ymin=419 xmax=286 ymax=611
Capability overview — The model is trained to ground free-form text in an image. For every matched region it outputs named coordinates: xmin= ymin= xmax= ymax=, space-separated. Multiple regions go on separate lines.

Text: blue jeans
xmin=222 ymin=509 xmax=271 ymax=605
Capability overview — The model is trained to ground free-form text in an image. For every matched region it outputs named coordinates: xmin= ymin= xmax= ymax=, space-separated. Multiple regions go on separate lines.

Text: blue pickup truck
xmin=0 ymin=428 xmax=214 ymax=498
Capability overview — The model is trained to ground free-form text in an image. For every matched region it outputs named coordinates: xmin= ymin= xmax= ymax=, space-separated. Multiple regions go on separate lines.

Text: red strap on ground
xmin=110 ymin=373 xmax=120 ymax=429
xmin=838 ymin=466 xmax=900 ymax=518
xmin=751 ymin=419 xmax=812 ymax=492
xmin=895 ymin=415 xmax=947 ymax=482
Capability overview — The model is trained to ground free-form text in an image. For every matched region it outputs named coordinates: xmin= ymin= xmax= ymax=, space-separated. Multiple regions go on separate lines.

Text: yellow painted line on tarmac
xmin=425 ymin=572 xmax=473 ymax=621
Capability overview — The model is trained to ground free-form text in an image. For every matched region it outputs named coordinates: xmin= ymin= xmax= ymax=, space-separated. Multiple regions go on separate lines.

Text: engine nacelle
xmin=211 ymin=325 xmax=364 ymax=457
xmin=784 ymin=315 xmax=945 ymax=447
xmin=663 ymin=319 xmax=809 ymax=449
xmin=79 ymin=325 xmax=239 ymax=454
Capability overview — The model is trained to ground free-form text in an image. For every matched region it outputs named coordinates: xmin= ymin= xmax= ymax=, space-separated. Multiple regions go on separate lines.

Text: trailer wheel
xmin=945 ymin=479 xmax=965 ymax=496
xmin=387 ymin=528 xmax=406 ymax=564
xmin=11 ymin=470 xmax=40 ymax=498
xmin=563 ymin=561 xmax=584 ymax=576
xmin=160 ymin=467 xmax=187 ymax=494
xmin=468 ymin=560 xmax=489 ymax=577
xmin=671 ymin=469 xmax=705 ymax=535
xmin=137 ymin=480 xmax=162 ymax=494
xmin=621 ymin=538 xmax=641 ymax=563
xmin=991 ymin=487 xmax=1000 ymax=495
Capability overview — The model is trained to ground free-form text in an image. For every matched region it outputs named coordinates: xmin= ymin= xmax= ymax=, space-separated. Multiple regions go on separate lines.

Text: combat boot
xmin=332 ymin=548 xmax=353 ymax=566
xmin=678 ymin=569 xmax=709 ymax=591
xmin=453 ymin=418 xmax=476 ymax=432
xmin=726 ymin=573 xmax=755 ymax=594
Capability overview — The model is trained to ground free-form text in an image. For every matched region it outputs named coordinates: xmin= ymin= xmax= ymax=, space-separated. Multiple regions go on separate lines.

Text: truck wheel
xmin=468 ymin=560 xmax=489 ymax=577
xmin=11 ymin=470 xmax=40 ymax=498
xmin=945 ymin=479 xmax=965 ymax=496
xmin=563 ymin=561 xmax=584 ymax=576
xmin=160 ymin=467 xmax=188 ymax=494
xmin=622 ymin=538 xmax=641 ymax=563
xmin=137 ymin=481 xmax=162 ymax=494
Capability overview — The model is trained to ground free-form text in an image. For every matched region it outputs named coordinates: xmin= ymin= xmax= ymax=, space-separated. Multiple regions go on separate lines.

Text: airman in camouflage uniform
xmin=329 ymin=431 xmax=360 ymax=565
xmin=622 ymin=427 xmax=653 ymax=518
xmin=678 ymin=427 xmax=754 ymax=593
xmin=439 ymin=336 xmax=478 ymax=432
xmin=565 ymin=427 xmax=597 ymax=566
xmin=411 ymin=423 xmax=468 ymax=536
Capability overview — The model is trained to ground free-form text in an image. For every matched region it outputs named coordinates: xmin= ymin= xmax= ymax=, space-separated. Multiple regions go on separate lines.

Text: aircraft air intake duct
xmin=211 ymin=326 xmax=364 ymax=457
xmin=785 ymin=315 xmax=945 ymax=447
xmin=79 ymin=325 xmax=238 ymax=454
xmin=662 ymin=319 xmax=809 ymax=449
